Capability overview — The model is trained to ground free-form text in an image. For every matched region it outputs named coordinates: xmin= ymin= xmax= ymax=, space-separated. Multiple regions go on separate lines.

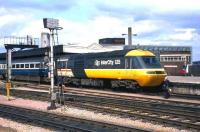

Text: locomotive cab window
xmin=132 ymin=57 xmax=142 ymax=69
xmin=125 ymin=57 xmax=142 ymax=69
xmin=140 ymin=56 xmax=161 ymax=69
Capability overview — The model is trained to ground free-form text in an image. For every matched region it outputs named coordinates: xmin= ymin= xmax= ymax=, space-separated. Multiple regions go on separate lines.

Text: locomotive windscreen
xmin=140 ymin=56 xmax=161 ymax=69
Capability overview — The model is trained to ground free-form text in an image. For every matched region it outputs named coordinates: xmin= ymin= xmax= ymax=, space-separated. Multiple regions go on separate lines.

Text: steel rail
xmin=0 ymin=104 xmax=147 ymax=132
xmin=8 ymin=81 xmax=200 ymax=101
xmin=65 ymin=101 xmax=200 ymax=130
xmin=1 ymin=88 xmax=199 ymax=130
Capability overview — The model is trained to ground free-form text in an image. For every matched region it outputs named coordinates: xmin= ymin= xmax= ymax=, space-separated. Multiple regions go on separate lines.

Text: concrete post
xmin=6 ymin=49 xmax=12 ymax=82
xmin=47 ymin=29 xmax=56 ymax=110
xmin=128 ymin=27 xmax=132 ymax=46
xmin=6 ymin=48 xmax=12 ymax=100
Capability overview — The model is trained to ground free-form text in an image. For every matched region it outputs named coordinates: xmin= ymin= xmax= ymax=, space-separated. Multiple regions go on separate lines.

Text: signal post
xmin=43 ymin=18 xmax=62 ymax=110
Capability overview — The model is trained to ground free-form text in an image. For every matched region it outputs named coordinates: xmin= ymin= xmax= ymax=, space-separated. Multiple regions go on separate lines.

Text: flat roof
xmin=0 ymin=44 xmax=192 ymax=60
xmin=0 ymin=45 xmax=71 ymax=60
xmin=124 ymin=45 xmax=192 ymax=52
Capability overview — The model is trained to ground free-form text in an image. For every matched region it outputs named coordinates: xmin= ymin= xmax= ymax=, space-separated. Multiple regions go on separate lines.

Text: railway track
xmin=0 ymin=104 xmax=146 ymax=132
xmin=63 ymin=93 xmax=200 ymax=130
xmin=9 ymin=80 xmax=200 ymax=100
xmin=0 ymin=86 xmax=199 ymax=131
xmin=9 ymin=81 xmax=200 ymax=108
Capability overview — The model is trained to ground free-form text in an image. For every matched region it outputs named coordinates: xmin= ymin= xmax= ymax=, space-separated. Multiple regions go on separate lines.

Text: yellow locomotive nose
xmin=136 ymin=70 xmax=167 ymax=87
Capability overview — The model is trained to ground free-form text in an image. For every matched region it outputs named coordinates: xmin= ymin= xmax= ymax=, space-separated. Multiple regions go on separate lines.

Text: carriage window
xmin=30 ymin=64 xmax=34 ymax=68
xmin=20 ymin=64 xmax=24 ymax=68
xmin=12 ymin=64 xmax=15 ymax=68
xmin=16 ymin=64 xmax=20 ymax=68
xmin=35 ymin=63 xmax=40 ymax=68
xmin=25 ymin=64 xmax=29 ymax=68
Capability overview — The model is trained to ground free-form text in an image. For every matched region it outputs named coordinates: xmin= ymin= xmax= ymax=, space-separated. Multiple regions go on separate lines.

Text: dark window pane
xmin=35 ymin=63 xmax=40 ymax=68
xmin=30 ymin=64 xmax=34 ymax=68
xmin=20 ymin=64 xmax=24 ymax=68
xmin=25 ymin=64 xmax=29 ymax=68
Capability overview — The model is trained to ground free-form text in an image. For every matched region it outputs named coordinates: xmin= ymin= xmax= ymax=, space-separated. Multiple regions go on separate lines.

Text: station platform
xmin=168 ymin=76 xmax=200 ymax=84
xmin=168 ymin=76 xmax=200 ymax=95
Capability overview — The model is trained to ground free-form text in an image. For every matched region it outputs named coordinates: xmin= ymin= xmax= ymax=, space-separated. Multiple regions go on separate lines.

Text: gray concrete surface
xmin=168 ymin=76 xmax=200 ymax=84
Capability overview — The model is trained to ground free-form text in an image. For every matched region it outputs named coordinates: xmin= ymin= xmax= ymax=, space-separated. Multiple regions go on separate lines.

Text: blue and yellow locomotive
xmin=57 ymin=49 xmax=167 ymax=90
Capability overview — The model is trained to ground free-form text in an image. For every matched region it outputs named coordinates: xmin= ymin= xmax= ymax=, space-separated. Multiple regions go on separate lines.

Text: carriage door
xmin=125 ymin=57 xmax=135 ymax=78
xmin=125 ymin=57 xmax=131 ymax=69
xmin=73 ymin=57 xmax=86 ymax=78
xmin=125 ymin=57 xmax=131 ymax=78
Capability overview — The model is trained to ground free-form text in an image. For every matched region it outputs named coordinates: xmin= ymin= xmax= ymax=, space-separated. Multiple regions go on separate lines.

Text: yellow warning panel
xmin=5 ymin=82 xmax=11 ymax=89
xmin=5 ymin=82 xmax=11 ymax=100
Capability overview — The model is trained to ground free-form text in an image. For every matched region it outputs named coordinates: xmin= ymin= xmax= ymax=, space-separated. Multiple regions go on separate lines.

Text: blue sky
xmin=0 ymin=0 xmax=200 ymax=61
